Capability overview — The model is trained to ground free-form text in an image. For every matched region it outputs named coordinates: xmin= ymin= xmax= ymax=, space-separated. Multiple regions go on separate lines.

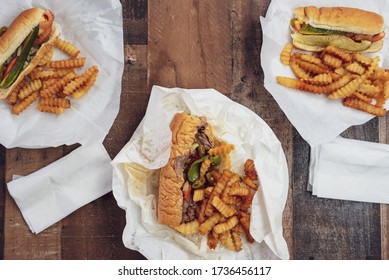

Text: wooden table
xmin=0 ymin=0 xmax=388 ymax=260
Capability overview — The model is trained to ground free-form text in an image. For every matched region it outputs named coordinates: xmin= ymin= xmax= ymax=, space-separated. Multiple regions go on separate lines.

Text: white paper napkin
xmin=112 ymin=86 xmax=290 ymax=260
xmin=7 ymin=143 xmax=113 ymax=233
xmin=261 ymin=0 xmax=389 ymax=146
xmin=0 ymin=0 xmax=123 ymax=148
xmin=309 ymin=137 xmax=389 ymax=204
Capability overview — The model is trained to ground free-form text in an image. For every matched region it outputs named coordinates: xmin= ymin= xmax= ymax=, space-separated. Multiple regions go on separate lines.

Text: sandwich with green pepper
xmin=158 ymin=113 xmax=222 ymax=227
xmin=0 ymin=8 xmax=58 ymax=99
xmin=290 ymin=6 xmax=385 ymax=52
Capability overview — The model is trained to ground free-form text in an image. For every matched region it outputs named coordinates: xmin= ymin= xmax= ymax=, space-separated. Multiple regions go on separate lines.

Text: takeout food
xmin=1 ymin=8 xmax=99 ymax=115
xmin=290 ymin=6 xmax=385 ymax=52
xmin=158 ymin=113 xmax=259 ymax=251
xmin=0 ymin=8 xmax=58 ymax=99
xmin=278 ymin=43 xmax=389 ymax=116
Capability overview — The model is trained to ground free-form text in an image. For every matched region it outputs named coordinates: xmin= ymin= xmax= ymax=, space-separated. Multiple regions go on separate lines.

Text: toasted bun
xmin=158 ymin=113 xmax=202 ymax=227
xmin=0 ymin=8 xmax=44 ymax=66
xmin=294 ymin=6 xmax=384 ymax=35
xmin=0 ymin=9 xmax=59 ymax=100
xmin=292 ymin=35 xmax=384 ymax=53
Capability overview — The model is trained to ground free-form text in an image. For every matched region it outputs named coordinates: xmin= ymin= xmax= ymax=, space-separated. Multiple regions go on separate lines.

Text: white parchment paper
xmin=0 ymin=0 xmax=123 ymax=148
xmin=261 ymin=0 xmax=389 ymax=146
xmin=112 ymin=86 xmax=290 ymax=260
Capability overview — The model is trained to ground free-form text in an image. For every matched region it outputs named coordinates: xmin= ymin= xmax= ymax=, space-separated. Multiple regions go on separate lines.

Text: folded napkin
xmin=7 ymin=143 xmax=112 ymax=233
xmin=309 ymin=137 xmax=389 ymax=204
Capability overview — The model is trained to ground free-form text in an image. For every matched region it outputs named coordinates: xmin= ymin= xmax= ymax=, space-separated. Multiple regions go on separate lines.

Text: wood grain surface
xmin=0 ymin=0 xmax=388 ymax=260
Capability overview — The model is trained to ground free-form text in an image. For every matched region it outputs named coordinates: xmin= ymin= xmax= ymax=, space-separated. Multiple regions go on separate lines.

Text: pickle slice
xmin=291 ymin=33 xmax=371 ymax=52
xmin=299 ymin=24 xmax=348 ymax=35
xmin=0 ymin=26 xmax=39 ymax=88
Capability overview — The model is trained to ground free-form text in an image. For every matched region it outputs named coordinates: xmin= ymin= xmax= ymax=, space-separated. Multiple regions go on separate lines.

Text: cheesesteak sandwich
xmin=0 ymin=8 xmax=58 ymax=99
xmin=158 ymin=113 xmax=218 ymax=227
xmin=290 ymin=6 xmax=385 ymax=52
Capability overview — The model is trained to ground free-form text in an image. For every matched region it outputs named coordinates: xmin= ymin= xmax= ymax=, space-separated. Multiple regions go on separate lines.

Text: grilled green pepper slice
xmin=0 ymin=26 xmax=39 ymax=88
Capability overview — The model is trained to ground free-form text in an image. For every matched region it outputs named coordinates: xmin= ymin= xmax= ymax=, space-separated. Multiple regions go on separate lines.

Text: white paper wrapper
xmin=7 ymin=143 xmax=112 ymax=233
xmin=112 ymin=86 xmax=290 ymax=260
xmin=309 ymin=137 xmax=389 ymax=204
xmin=261 ymin=0 xmax=389 ymax=146
xmin=0 ymin=0 xmax=123 ymax=148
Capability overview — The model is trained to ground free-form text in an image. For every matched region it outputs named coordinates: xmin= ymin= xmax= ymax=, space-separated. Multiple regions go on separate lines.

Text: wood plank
xmin=379 ymin=116 xmax=389 ymax=260
xmin=4 ymin=147 xmax=64 ymax=259
xmin=149 ymin=0 xmax=295 ymax=258
xmin=293 ymin=120 xmax=382 ymax=259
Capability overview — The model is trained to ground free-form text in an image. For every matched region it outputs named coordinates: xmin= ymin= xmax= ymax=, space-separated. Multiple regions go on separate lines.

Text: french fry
xmin=53 ymin=38 xmax=81 ymax=58
xmin=353 ymin=53 xmax=372 ymax=66
xmin=219 ymin=230 xmax=235 ymax=251
xmin=40 ymin=72 xmax=76 ymax=98
xmin=346 ymin=62 xmax=365 ymax=75
xmin=199 ymin=158 xmax=212 ymax=183
xmin=18 ymin=79 xmax=42 ymax=100
xmin=64 ymin=65 xmax=98 ymax=96
xmin=36 ymin=104 xmax=65 ymax=115
xmin=213 ymin=216 xmax=239 ymax=235
xmin=322 ymin=54 xmax=342 ymax=68
xmin=211 ymin=196 xmax=237 ymax=218
xmin=303 ymin=73 xmax=333 ymax=85
xmin=204 ymin=169 xmax=233 ymax=217
xmin=199 ymin=213 xmax=222 ymax=235
xmin=229 ymin=186 xmax=251 ymax=196
xmin=328 ymin=76 xmax=365 ymax=99
xmin=7 ymin=79 xmax=27 ymax=105
xmin=174 ymin=220 xmax=200 ymax=235
xmin=343 ymin=97 xmax=387 ymax=116
xmin=294 ymin=53 xmax=322 ymax=65
xmin=242 ymin=176 xmax=258 ymax=191
xmin=294 ymin=59 xmax=328 ymax=75
xmin=71 ymin=68 xmax=99 ymax=99
xmin=46 ymin=57 xmax=86 ymax=69
xmin=241 ymin=192 xmax=254 ymax=212
xmin=290 ymin=60 xmax=310 ymax=79
xmin=244 ymin=159 xmax=258 ymax=180
xmin=231 ymin=231 xmax=242 ymax=251
xmin=12 ymin=91 xmax=39 ymax=115
xmin=39 ymin=97 xmax=71 ymax=109
xmin=240 ymin=213 xmax=255 ymax=243
xmin=193 ymin=189 xmax=204 ymax=202
xmin=324 ymin=45 xmax=352 ymax=63
xmin=280 ymin=43 xmax=293 ymax=65
xmin=207 ymin=231 xmax=219 ymax=250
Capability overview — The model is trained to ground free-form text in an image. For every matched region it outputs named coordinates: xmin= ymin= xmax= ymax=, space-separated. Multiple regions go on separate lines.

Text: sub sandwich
xmin=290 ymin=6 xmax=385 ymax=52
xmin=0 ymin=8 xmax=58 ymax=99
xmin=158 ymin=113 xmax=219 ymax=227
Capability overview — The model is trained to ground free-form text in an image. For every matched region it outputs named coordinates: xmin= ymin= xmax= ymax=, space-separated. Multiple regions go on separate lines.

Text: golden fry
xmin=352 ymin=92 xmax=373 ymax=103
xmin=207 ymin=232 xmax=219 ymax=250
xmin=36 ymin=104 xmax=65 ymax=115
xmin=242 ymin=176 xmax=258 ymax=191
xmin=343 ymin=97 xmax=387 ymax=116
xmin=12 ymin=91 xmax=39 ymax=115
xmin=231 ymin=231 xmax=242 ymax=252
xmin=174 ymin=220 xmax=199 ymax=235
xmin=199 ymin=213 xmax=222 ymax=235
xmin=324 ymin=45 xmax=352 ymax=63
xmin=46 ymin=57 xmax=86 ymax=69
xmin=276 ymin=76 xmax=326 ymax=94
xmin=358 ymin=83 xmax=380 ymax=96
xmin=197 ymin=198 xmax=208 ymax=224
xmin=53 ymin=38 xmax=81 ymax=58
xmin=7 ymin=79 xmax=27 ymax=105
xmin=18 ymin=79 xmax=42 ymax=100
xmin=193 ymin=189 xmax=204 ymax=202
xmin=241 ymin=192 xmax=254 ymax=212
xmin=280 ymin=43 xmax=293 ymax=65
xmin=229 ymin=186 xmax=251 ymax=196
xmin=294 ymin=53 xmax=322 ymax=65
xmin=71 ymin=68 xmax=99 ymax=99
xmin=290 ymin=60 xmax=310 ymax=79
xmin=244 ymin=159 xmax=258 ymax=180
xmin=322 ymin=54 xmax=342 ymax=68
xmin=204 ymin=169 xmax=233 ymax=217
xmin=294 ymin=59 xmax=328 ymax=75
xmin=213 ymin=216 xmax=239 ymax=234
xmin=353 ymin=53 xmax=372 ymax=66
xmin=384 ymin=80 xmax=389 ymax=99
xmin=219 ymin=230 xmax=235 ymax=251
xmin=64 ymin=65 xmax=98 ymax=96
xmin=39 ymin=97 xmax=71 ymax=109
xmin=40 ymin=72 xmax=76 ymax=98
xmin=345 ymin=62 xmax=365 ymax=75
xmin=199 ymin=158 xmax=212 ymax=183
xmin=303 ymin=73 xmax=333 ymax=85
xmin=328 ymin=76 xmax=365 ymax=99
xmin=240 ymin=213 xmax=255 ymax=243
xmin=211 ymin=196 xmax=237 ymax=218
